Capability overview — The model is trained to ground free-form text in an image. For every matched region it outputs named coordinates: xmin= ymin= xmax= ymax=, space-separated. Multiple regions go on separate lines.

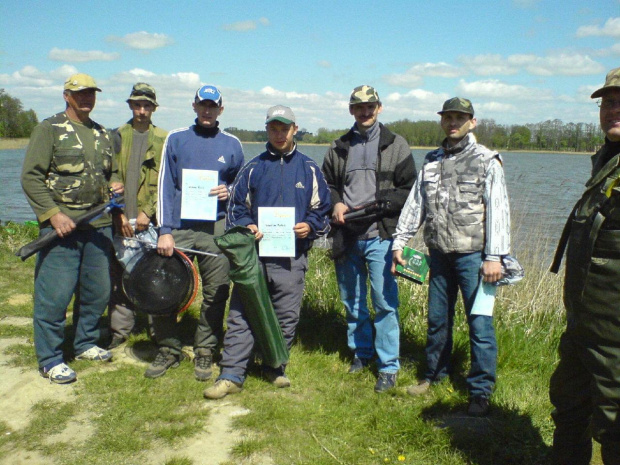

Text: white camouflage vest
xmin=422 ymin=133 xmax=499 ymax=253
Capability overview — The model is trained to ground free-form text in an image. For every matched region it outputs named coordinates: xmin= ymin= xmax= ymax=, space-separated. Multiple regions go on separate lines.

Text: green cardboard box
xmin=395 ymin=246 xmax=429 ymax=284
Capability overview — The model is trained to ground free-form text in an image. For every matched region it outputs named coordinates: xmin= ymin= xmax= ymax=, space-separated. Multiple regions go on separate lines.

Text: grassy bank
xmin=0 ymin=222 xmax=601 ymax=464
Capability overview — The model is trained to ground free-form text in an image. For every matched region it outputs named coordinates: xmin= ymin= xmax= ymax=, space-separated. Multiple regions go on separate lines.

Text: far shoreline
xmin=0 ymin=138 xmax=592 ymax=155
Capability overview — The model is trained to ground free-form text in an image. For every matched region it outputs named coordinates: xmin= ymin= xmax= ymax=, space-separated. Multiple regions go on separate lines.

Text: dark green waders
xmin=214 ymin=226 xmax=289 ymax=368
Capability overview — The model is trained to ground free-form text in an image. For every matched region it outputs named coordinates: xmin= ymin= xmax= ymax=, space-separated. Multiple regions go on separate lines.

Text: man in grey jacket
xmin=322 ymin=85 xmax=416 ymax=392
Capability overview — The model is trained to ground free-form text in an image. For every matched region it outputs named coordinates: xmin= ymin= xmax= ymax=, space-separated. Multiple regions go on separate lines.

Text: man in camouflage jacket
xmin=107 ymin=83 xmax=167 ymax=349
xmin=21 ymin=73 xmax=120 ymax=384
xmin=392 ymin=97 xmax=511 ymax=417
xmin=549 ymin=67 xmax=620 ymax=465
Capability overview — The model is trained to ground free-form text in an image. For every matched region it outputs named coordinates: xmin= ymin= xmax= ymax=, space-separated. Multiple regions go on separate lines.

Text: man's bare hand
xmin=157 ymin=233 xmax=175 ymax=257
xmin=135 ymin=211 xmax=151 ymax=232
xmin=293 ymin=222 xmax=311 ymax=239
xmin=331 ymin=202 xmax=349 ymax=225
xmin=247 ymin=224 xmax=263 ymax=241
xmin=109 ymin=182 xmax=124 ymax=195
xmin=481 ymin=260 xmax=502 ymax=283
xmin=50 ymin=212 xmax=76 ymax=238
xmin=391 ymin=249 xmax=406 ymax=276
xmin=114 ymin=213 xmax=134 ymax=237
xmin=209 ymin=184 xmax=229 ymax=201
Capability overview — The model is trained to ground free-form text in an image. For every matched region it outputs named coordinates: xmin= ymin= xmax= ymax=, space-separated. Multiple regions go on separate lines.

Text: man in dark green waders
xmin=549 ymin=67 xmax=620 ymax=465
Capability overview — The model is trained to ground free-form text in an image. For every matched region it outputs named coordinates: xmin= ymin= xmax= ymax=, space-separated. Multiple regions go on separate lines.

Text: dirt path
xmin=0 ymin=316 xmax=271 ymax=465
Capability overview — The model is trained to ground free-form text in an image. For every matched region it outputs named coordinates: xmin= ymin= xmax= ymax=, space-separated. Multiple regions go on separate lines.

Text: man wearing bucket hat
xmin=548 ymin=68 xmax=620 ymax=464
xmin=203 ymin=105 xmax=331 ymax=399
xmin=147 ymin=85 xmax=244 ymax=380
xmin=392 ymin=97 xmax=511 ymax=417
xmin=107 ymin=83 xmax=168 ymax=349
xmin=322 ymin=85 xmax=416 ymax=393
xmin=21 ymin=73 xmax=120 ymax=383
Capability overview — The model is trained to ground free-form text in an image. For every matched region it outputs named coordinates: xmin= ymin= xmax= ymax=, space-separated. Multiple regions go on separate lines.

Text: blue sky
xmin=1 ymin=0 xmax=619 ymax=134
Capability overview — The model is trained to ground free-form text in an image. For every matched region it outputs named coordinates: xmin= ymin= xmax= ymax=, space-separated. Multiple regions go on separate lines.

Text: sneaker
xmin=467 ymin=396 xmax=490 ymax=417
xmin=39 ymin=363 xmax=77 ymax=384
xmin=374 ymin=372 xmax=397 ymax=393
xmin=348 ymin=356 xmax=370 ymax=374
xmin=263 ymin=367 xmax=291 ymax=388
xmin=406 ymin=380 xmax=431 ymax=396
xmin=144 ymin=348 xmax=181 ymax=379
xmin=75 ymin=346 xmax=113 ymax=362
xmin=203 ymin=379 xmax=243 ymax=399
xmin=194 ymin=348 xmax=213 ymax=381
xmin=107 ymin=335 xmax=127 ymax=350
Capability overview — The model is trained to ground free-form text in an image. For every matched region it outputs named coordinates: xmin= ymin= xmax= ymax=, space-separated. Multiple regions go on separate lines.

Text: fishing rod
xmin=119 ymin=236 xmax=221 ymax=258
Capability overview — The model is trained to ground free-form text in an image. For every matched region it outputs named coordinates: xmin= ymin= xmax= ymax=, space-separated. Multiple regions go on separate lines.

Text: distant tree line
xmin=0 ymin=89 xmax=38 ymax=138
xmin=230 ymin=118 xmax=606 ymax=153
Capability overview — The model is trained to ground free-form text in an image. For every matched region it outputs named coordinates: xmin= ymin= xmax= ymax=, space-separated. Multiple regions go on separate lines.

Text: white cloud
xmin=576 ymin=17 xmax=620 ymax=38
xmin=107 ymin=31 xmax=174 ymax=50
xmin=455 ymin=79 xmax=553 ymax=101
xmin=48 ymin=48 xmax=120 ymax=63
xmin=317 ymin=60 xmax=331 ymax=69
xmin=222 ymin=17 xmax=271 ymax=32
xmin=0 ymin=65 xmax=78 ymax=88
xmin=384 ymin=62 xmax=461 ymax=88
xmin=459 ymin=54 xmax=519 ymax=76
xmin=459 ymin=52 xmax=604 ymax=76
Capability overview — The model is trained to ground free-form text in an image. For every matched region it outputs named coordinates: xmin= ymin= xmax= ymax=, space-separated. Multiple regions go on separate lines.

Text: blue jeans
xmin=33 ymin=226 xmax=113 ymax=369
xmin=335 ymin=237 xmax=400 ymax=373
xmin=425 ymin=249 xmax=497 ymax=398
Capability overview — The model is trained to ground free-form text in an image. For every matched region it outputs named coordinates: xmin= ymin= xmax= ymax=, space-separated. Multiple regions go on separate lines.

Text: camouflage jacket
xmin=21 ymin=112 xmax=114 ymax=224
xmin=110 ymin=122 xmax=167 ymax=220
xmin=422 ymin=133 xmax=499 ymax=253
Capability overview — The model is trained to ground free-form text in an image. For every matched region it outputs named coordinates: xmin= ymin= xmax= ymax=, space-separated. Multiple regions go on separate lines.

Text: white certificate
xmin=470 ymin=278 xmax=497 ymax=316
xmin=181 ymin=169 xmax=219 ymax=221
xmin=258 ymin=207 xmax=295 ymax=257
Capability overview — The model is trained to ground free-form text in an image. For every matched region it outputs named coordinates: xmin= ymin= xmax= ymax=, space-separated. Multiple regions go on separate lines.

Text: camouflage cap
xmin=591 ymin=67 xmax=620 ymax=99
xmin=349 ymin=85 xmax=380 ymax=106
xmin=265 ymin=105 xmax=296 ymax=125
xmin=64 ymin=73 xmax=101 ymax=92
xmin=438 ymin=97 xmax=475 ymax=116
xmin=127 ymin=82 xmax=158 ymax=106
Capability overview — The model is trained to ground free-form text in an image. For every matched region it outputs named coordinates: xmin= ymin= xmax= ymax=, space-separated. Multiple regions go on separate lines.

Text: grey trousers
xmin=218 ymin=254 xmax=308 ymax=383
xmin=151 ymin=220 xmax=230 ymax=355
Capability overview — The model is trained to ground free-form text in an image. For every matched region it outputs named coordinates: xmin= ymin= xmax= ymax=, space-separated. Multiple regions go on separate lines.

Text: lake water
xmin=0 ymin=144 xmax=592 ymax=258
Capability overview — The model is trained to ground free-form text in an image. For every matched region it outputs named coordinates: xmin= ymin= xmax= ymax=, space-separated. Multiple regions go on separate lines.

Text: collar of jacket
xmin=193 ymin=120 xmax=220 ymax=138
xmin=441 ymin=132 xmax=475 ymax=155
xmin=587 ymin=140 xmax=620 ymax=189
xmin=335 ymin=123 xmax=396 ymax=152
xmin=266 ymin=142 xmax=297 ymax=158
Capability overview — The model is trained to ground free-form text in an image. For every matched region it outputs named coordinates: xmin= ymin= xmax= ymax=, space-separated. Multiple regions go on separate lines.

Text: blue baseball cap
xmin=194 ymin=85 xmax=222 ymax=106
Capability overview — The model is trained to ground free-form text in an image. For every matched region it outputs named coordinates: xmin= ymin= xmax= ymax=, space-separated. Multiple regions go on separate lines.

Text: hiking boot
xmin=144 ymin=348 xmax=181 ymax=379
xmin=406 ymin=380 xmax=431 ymax=396
xmin=203 ymin=379 xmax=243 ymax=399
xmin=467 ymin=396 xmax=490 ymax=417
xmin=39 ymin=363 xmax=77 ymax=384
xmin=263 ymin=367 xmax=291 ymax=388
xmin=75 ymin=346 xmax=113 ymax=362
xmin=107 ymin=335 xmax=127 ymax=350
xmin=194 ymin=348 xmax=213 ymax=381
xmin=374 ymin=372 xmax=397 ymax=393
xmin=348 ymin=356 xmax=370 ymax=374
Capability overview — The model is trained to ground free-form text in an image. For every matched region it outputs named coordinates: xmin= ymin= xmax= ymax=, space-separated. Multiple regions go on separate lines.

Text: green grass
xmin=0 ymin=222 xmax=602 ymax=464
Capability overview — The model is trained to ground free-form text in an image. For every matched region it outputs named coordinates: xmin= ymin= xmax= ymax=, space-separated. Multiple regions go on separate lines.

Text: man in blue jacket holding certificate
xmin=147 ymin=85 xmax=244 ymax=380
xmin=203 ymin=105 xmax=331 ymax=399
